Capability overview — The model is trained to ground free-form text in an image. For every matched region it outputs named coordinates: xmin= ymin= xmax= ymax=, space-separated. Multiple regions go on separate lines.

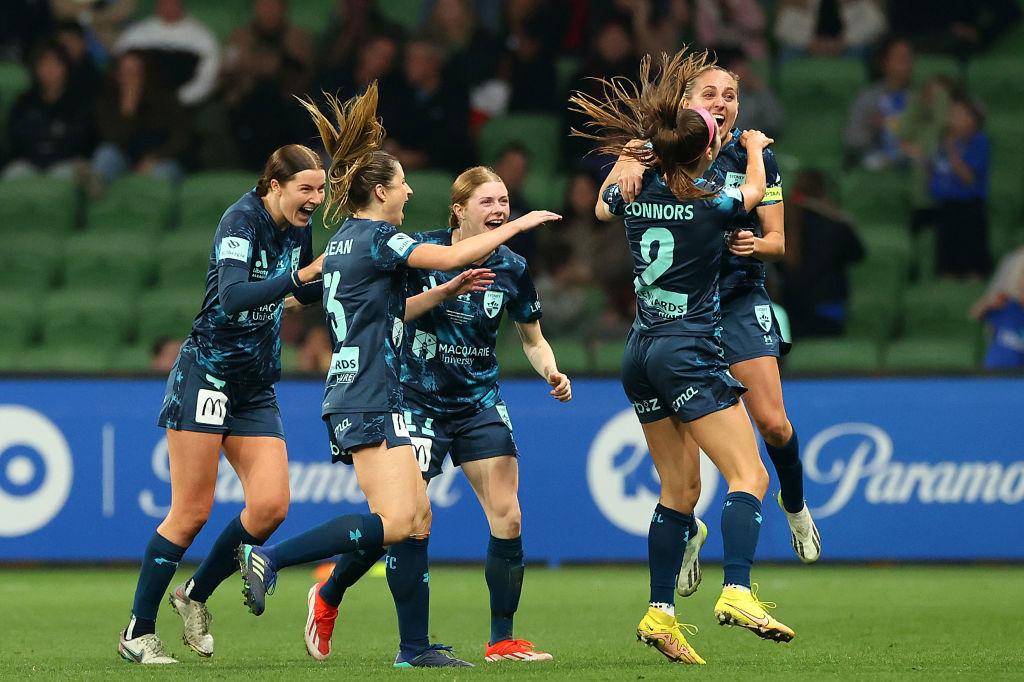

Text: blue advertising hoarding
xmin=1 ymin=377 xmax=1022 ymax=562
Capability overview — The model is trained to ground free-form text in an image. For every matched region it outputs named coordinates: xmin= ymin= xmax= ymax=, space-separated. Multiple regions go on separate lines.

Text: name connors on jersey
xmin=624 ymin=202 xmax=695 ymax=221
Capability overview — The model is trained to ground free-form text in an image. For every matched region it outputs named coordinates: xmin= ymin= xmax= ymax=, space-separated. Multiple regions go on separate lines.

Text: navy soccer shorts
xmin=719 ymin=286 xmax=791 ymax=365
xmin=325 ymin=411 xmax=414 ymax=465
xmin=402 ymin=402 xmax=518 ymax=480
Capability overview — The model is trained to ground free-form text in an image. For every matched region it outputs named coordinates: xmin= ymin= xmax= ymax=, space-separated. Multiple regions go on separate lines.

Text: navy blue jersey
xmin=704 ymin=127 xmax=783 ymax=292
xmin=401 ymin=228 xmax=541 ymax=416
xmin=320 ymin=218 xmax=420 ymax=416
xmin=604 ymin=170 xmax=745 ymax=336
xmin=180 ymin=190 xmax=313 ymax=385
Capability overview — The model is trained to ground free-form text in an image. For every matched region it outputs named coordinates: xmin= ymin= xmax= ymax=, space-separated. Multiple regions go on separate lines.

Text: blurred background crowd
xmin=2 ymin=0 xmax=1023 ymax=376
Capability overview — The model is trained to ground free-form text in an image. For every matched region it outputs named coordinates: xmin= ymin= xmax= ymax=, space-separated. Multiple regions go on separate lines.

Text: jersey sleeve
xmin=717 ymin=187 xmax=748 ymax=223
xmin=292 ymin=227 xmax=323 ymax=305
xmin=214 ymin=210 xmax=257 ymax=269
xmin=507 ymin=263 xmax=543 ymax=323
xmin=370 ymin=223 xmax=420 ymax=271
xmin=602 ymin=183 xmax=627 ymax=216
xmin=760 ymin=148 xmax=783 ymax=206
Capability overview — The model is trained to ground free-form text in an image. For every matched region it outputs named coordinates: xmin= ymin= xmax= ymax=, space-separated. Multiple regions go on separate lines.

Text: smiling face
xmin=377 ymin=163 xmax=414 ymax=226
xmin=682 ymin=68 xmax=739 ymax=143
xmin=454 ymin=181 xmax=510 ymax=236
xmin=272 ymin=169 xmax=326 ymax=227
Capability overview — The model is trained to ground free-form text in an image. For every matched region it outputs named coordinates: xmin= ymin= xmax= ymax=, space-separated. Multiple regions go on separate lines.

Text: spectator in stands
xmin=718 ymin=49 xmax=785 ymax=138
xmin=295 ymin=324 xmax=332 ymax=375
xmin=89 ymin=50 xmax=190 ymax=188
xmin=499 ymin=0 xmax=564 ymax=112
xmin=694 ymin=0 xmax=767 ymax=60
xmin=423 ymin=0 xmax=500 ymax=91
xmin=780 ymin=168 xmax=865 ymax=337
xmin=929 ymin=96 xmax=991 ymax=279
xmin=316 ymin=0 xmax=402 ymax=75
xmin=774 ymin=0 xmax=887 ymax=62
xmin=844 ymin=36 xmax=914 ymax=170
xmin=50 ymin=0 xmax=136 ymax=58
xmin=316 ymin=33 xmax=400 ymax=104
xmin=150 ymin=336 xmax=182 ymax=373
xmin=898 ymin=76 xmax=957 ymax=237
xmin=493 ymin=142 xmax=536 ymax=265
xmin=380 ymin=37 xmax=473 ymax=173
xmin=889 ymin=0 xmax=1022 ymax=59
xmin=972 ymin=252 xmax=1024 ymax=369
xmin=531 ymin=239 xmax=593 ymax=338
xmin=52 ymin=20 xmax=103 ymax=101
xmin=2 ymin=40 xmax=95 ymax=180
xmin=114 ymin=0 xmax=220 ymax=107
xmin=222 ymin=0 xmax=315 ymax=171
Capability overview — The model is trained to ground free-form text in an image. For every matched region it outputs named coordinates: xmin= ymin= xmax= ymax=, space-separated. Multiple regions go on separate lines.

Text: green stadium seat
xmin=857 ymin=223 xmax=914 ymax=264
xmin=86 ymin=175 xmax=175 ymax=234
xmin=882 ymin=336 xmax=979 ymax=371
xmin=914 ymin=54 xmax=964 ymax=83
xmin=968 ymin=54 xmax=1024 ymax=112
xmin=403 ymin=170 xmax=455 ymax=233
xmin=377 ymin=0 xmax=422 ymax=31
xmin=848 ymin=248 xmax=909 ymax=300
xmin=845 ymin=292 xmax=900 ymax=343
xmin=777 ymin=112 xmax=847 ymax=171
xmin=556 ymin=55 xmax=582 ymax=94
xmin=41 ymin=288 xmax=138 ymax=350
xmin=479 ymin=113 xmax=563 ymax=175
xmin=523 ymin=172 xmax=568 ymax=212
xmin=178 ymin=171 xmax=256 ymax=232
xmin=156 ymin=232 xmax=213 ymax=296
xmin=287 ymin=0 xmax=335 ymax=34
xmin=840 ymin=167 xmax=914 ymax=226
xmin=280 ymin=342 xmax=299 ymax=374
xmin=0 ymin=176 xmax=80 ymax=236
xmin=546 ymin=338 xmax=591 ymax=374
xmin=16 ymin=345 xmax=114 ymax=373
xmin=591 ymin=340 xmax=625 ymax=375
xmin=0 ymin=297 xmax=41 ymax=350
xmin=63 ymin=232 xmax=156 ymax=291
xmin=0 ymin=60 xmax=30 ymax=142
xmin=784 ymin=337 xmax=881 ymax=372
xmin=0 ymin=234 xmax=62 ymax=291
xmin=901 ymin=280 xmax=987 ymax=341
xmin=136 ymin=289 xmax=198 ymax=348
xmin=108 ymin=344 xmax=154 ymax=372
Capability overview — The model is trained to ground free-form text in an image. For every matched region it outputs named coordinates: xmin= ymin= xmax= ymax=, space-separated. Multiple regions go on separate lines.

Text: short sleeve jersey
xmin=180 ymin=190 xmax=313 ymax=385
xmin=603 ymin=170 xmax=745 ymax=336
xmin=704 ymin=127 xmax=783 ymax=292
xmin=320 ymin=218 xmax=420 ymax=416
xmin=401 ymin=228 xmax=541 ymax=416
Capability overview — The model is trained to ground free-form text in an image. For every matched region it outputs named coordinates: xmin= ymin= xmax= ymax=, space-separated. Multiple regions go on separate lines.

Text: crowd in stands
xmin=2 ymin=0 xmax=1023 ymax=371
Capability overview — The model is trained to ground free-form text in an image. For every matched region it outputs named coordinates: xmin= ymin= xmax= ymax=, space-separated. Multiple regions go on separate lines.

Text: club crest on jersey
xmin=290 ymin=247 xmax=301 ymax=270
xmin=754 ymin=304 xmax=772 ymax=332
xmin=412 ymin=329 xmax=437 ymax=359
xmin=392 ymin=317 xmax=404 ymax=347
xmin=725 ymin=171 xmax=746 ymax=188
xmin=483 ymin=291 xmax=503 ymax=318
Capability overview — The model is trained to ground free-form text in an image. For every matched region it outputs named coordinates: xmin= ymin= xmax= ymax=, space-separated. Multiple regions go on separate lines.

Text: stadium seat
xmin=0 ymin=297 xmax=41 ymax=351
xmin=546 ymin=339 xmax=591 ymax=374
xmin=882 ymin=336 xmax=979 ymax=371
xmin=16 ymin=345 xmax=114 ymax=373
xmin=840 ymin=167 xmax=914 ymax=226
xmin=0 ymin=60 xmax=30 ymax=143
xmin=403 ymin=170 xmax=456 ymax=233
xmin=136 ymin=289 xmax=199 ymax=349
xmin=900 ymin=281 xmax=987 ymax=341
xmin=64 ymin=232 xmax=156 ymax=291
xmin=591 ymin=340 xmax=626 ymax=375
xmin=783 ymin=337 xmax=881 ymax=372
xmin=848 ymin=248 xmax=909 ymax=300
xmin=86 ymin=175 xmax=176 ymax=234
xmin=108 ymin=344 xmax=153 ymax=372
xmin=287 ymin=0 xmax=336 ymax=34
xmin=857 ymin=223 xmax=914 ymax=265
xmin=0 ymin=176 xmax=80 ymax=236
xmin=845 ymin=292 xmax=900 ymax=343
xmin=0 ymin=233 xmax=62 ymax=291
xmin=178 ymin=171 xmax=257 ymax=232
xmin=479 ymin=113 xmax=563 ymax=175
xmin=156 ymin=232 xmax=214 ymax=296
xmin=914 ymin=54 xmax=964 ymax=83
xmin=523 ymin=171 xmax=568 ymax=212
xmin=41 ymin=288 xmax=138 ymax=350
xmin=378 ymin=0 xmax=423 ymax=31
xmin=968 ymin=54 xmax=1024 ymax=112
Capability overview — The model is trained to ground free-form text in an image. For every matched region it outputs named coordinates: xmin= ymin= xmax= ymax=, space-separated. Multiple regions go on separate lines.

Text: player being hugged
xmin=234 ymin=83 xmax=560 ymax=668
xmin=303 ymin=166 xmax=571 ymax=665
xmin=118 ymin=144 xmax=327 ymax=664
xmin=570 ymin=47 xmax=794 ymax=665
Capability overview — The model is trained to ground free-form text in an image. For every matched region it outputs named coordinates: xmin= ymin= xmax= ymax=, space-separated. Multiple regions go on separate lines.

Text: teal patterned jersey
xmin=603 ymin=171 xmax=745 ymax=336
xmin=704 ymin=127 xmax=783 ymax=292
xmin=180 ymin=190 xmax=313 ymax=385
xmin=401 ymin=228 xmax=541 ymax=417
xmin=320 ymin=218 xmax=420 ymax=416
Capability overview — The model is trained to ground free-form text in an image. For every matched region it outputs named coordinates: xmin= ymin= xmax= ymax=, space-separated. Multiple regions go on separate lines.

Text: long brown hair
xmin=569 ymin=48 xmax=718 ymax=200
xmin=298 ymin=82 xmax=398 ymax=225
xmin=255 ymin=144 xmax=324 ymax=197
xmin=449 ymin=166 xmax=503 ymax=228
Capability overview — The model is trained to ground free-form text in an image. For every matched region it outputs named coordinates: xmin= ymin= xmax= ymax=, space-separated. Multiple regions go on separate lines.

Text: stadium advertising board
xmin=1 ymin=377 xmax=1021 ymax=562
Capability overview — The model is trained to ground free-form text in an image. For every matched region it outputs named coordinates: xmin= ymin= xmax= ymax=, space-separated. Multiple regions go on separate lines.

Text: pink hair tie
xmin=684 ymin=107 xmax=717 ymax=164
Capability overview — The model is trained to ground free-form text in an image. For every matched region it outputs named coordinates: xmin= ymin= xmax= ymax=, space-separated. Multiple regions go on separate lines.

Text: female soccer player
xmin=571 ymin=48 xmax=794 ymax=664
xmin=302 ymin=166 xmax=571 ymax=664
xmin=619 ymin=60 xmax=820 ymax=567
xmin=118 ymin=144 xmax=328 ymax=664
xmin=235 ymin=83 xmax=560 ymax=668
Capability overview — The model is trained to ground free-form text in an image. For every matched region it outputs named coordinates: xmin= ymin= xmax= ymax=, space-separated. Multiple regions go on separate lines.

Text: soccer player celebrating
xmin=235 ymin=83 xmax=560 ymax=668
xmin=118 ymin=144 xmax=327 ymax=664
xmin=303 ymin=166 xmax=571 ymax=664
xmin=571 ymin=48 xmax=795 ymax=664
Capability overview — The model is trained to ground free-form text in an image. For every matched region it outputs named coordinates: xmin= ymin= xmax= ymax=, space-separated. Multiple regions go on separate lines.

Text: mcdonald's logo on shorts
xmin=195 ymin=389 xmax=228 ymax=426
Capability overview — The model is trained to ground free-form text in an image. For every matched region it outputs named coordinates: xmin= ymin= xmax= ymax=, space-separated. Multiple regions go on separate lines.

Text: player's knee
xmin=489 ymin=501 xmax=521 ymax=537
xmin=756 ymin=415 xmax=791 ymax=447
xmin=247 ymin=497 xmax=289 ymax=536
xmin=412 ymin=504 xmax=433 ymax=535
xmin=381 ymin=508 xmax=417 ymax=544
xmin=729 ymin=461 xmax=769 ymax=498
xmin=167 ymin=508 xmax=211 ymax=541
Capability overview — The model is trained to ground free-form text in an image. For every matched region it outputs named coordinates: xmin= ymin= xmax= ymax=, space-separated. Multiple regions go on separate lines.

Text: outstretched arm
xmin=515 ymin=320 xmax=572 ymax=402
xmin=404 ymin=268 xmax=495 ymax=321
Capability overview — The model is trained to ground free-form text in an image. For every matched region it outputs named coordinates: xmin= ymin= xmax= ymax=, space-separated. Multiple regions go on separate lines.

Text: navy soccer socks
xmin=387 ymin=537 xmax=431 ymax=660
xmin=721 ymin=491 xmax=763 ymax=587
xmin=647 ymin=504 xmax=692 ymax=608
xmin=319 ymin=546 xmax=386 ymax=607
xmin=188 ymin=515 xmax=264 ymax=603
xmin=262 ymin=512 xmax=384 ymax=570
xmin=127 ymin=532 xmax=186 ymax=637
xmin=485 ymin=535 xmax=525 ymax=644
xmin=765 ymin=430 xmax=805 ymax=513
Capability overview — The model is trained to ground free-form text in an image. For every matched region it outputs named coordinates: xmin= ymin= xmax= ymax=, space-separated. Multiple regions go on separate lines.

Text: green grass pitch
xmin=1 ymin=563 xmax=1022 ymax=680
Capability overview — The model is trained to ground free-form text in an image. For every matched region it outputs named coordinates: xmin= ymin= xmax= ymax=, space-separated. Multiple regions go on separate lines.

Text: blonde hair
xmin=298 ymin=82 xmax=397 ymax=226
xmin=569 ymin=47 xmax=718 ymax=201
xmin=449 ymin=166 xmax=503 ymax=228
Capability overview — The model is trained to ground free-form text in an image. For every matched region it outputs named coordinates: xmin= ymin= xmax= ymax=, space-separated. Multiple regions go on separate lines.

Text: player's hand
xmin=739 ymin=130 xmax=773 ymax=152
xmin=443 ymin=268 xmax=495 ymax=299
xmin=510 ymin=210 xmax=562 ymax=233
xmin=547 ymin=371 xmax=572 ymax=402
xmin=297 ymin=253 xmax=324 ymax=283
xmin=728 ymin=229 xmax=756 ymax=257
xmin=619 ymin=158 xmax=646 ymax=203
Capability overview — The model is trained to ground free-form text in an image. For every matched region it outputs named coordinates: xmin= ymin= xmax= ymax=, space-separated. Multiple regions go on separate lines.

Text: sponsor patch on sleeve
xmin=219 ymin=237 xmax=251 ymax=262
xmin=723 ymin=187 xmax=743 ymax=203
xmin=386 ymin=233 xmax=416 ymax=257
xmin=762 ymin=186 xmax=783 ymax=202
